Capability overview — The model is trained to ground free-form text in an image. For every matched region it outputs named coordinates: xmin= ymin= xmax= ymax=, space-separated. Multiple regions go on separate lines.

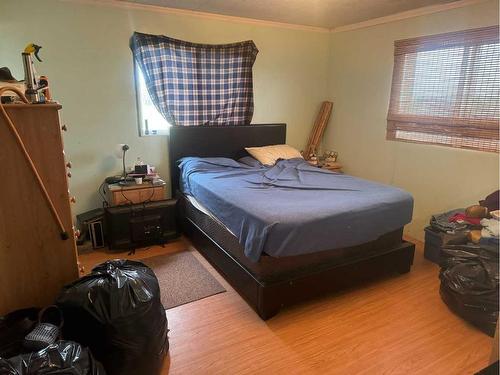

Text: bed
xmin=169 ymin=123 xmax=415 ymax=319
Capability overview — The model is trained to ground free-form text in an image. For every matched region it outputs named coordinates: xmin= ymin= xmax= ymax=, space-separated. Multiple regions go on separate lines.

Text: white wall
xmin=1 ymin=0 xmax=498 ymax=240
xmin=324 ymin=0 xmax=499 ymax=240
xmin=0 ymin=0 xmax=330 ymax=215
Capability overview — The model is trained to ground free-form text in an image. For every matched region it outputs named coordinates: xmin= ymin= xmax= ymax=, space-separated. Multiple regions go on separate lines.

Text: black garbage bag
xmin=0 ymin=308 xmax=39 ymax=358
xmin=439 ymin=244 xmax=499 ymax=336
xmin=56 ymin=260 xmax=168 ymax=375
xmin=0 ymin=341 xmax=106 ymax=374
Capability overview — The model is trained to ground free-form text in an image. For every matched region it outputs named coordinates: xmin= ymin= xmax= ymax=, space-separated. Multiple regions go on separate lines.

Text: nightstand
xmin=105 ymin=197 xmax=179 ymax=250
xmin=105 ymin=181 xmax=166 ymax=206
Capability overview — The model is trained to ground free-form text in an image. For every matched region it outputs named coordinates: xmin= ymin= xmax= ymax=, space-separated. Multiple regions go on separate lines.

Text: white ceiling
xmin=120 ymin=0 xmax=461 ymax=29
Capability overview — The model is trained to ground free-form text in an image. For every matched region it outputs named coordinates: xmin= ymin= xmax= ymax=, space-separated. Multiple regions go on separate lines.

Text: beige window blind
xmin=387 ymin=26 xmax=499 ymax=153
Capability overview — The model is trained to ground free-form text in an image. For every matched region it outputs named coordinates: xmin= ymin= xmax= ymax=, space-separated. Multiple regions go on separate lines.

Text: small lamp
xmin=104 ymin=144 xmax=130 ymax=184
xmin=120 ymin=144 xmax=129 ymax=179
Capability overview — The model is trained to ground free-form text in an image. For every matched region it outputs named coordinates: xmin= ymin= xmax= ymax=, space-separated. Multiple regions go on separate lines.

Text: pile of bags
xmin=430 ymin=191 xmax=499 ymax=336
xmin=440 ymin=242 xmax=498 ymax=336
xmin=57 ymin=260 xmax=169 ymax=375
xmin=0 ymin=341 xmax=105 ymax=375
xmin=430 ymin=190 xmax=499 ymax=245
xmin=0 ymin=260 xmax=169 ymax=375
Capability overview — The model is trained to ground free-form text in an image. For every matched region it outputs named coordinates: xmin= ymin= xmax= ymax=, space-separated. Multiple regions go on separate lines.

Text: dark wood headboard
xmin=168 ymin=123 xmax=286 ymax=193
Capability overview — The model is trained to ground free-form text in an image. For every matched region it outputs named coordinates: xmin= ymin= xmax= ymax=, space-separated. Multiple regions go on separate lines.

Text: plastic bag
xmin=0 ymin=341 xmax=106 ymax=374
xmin=439 ymin=244 xmax=499 ymax=336
xmin=56 ymin=260 xmax=169 ymax=375
xmin=0 ymin=308 xmax=39 ymax=359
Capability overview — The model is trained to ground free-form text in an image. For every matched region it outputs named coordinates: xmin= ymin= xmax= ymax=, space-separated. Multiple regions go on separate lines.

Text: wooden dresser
xmin=0 ymin=104 xmax=78 ymax=315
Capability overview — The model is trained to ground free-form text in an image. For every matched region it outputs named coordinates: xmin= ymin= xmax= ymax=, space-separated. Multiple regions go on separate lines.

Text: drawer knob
xmin=66 ymin=162 xmax=72 ymax=168
xmin=61 ymin=124 xmax=68 ymax=131
xmin=70 ymin=196 xmax=76 ymax=203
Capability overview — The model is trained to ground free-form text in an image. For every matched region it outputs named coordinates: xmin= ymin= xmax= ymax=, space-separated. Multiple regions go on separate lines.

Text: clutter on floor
xmin=0 ymin=260 xmax=168 ymax=375
xmin=0 ymin=306 xmax=106 ymax=374
xmin=0 ymin=308 xmax=40 ymax=359
xmin=23 ymin=305 xmax=64 ymax=351
xmin=0 ymin=341 xmax=106 ymax=375
xmin=439 ymin=242 xmax=498 ymax=336
xmin=56 ymin=260 xmax=169 ymax=375
xmin=425 ymin=191 xmax=499 ymax=263
xmin=424 ymin=190 xmax=499 ymax=336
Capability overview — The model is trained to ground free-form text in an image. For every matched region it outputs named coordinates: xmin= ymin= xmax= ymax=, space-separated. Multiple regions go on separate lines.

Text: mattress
xmin=184 ymin=193 xmax=236 ymax=236
xmin=179 ymin=157 xmax=413 ymax=262
xmin=180 ymin=194 xmax=405 ymax=283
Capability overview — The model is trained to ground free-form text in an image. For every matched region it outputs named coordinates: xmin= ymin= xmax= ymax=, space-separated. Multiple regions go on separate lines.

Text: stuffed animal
xmin=465 ymin=205 xmax=488 ymax=218
xmin=467 ymin=230 xmax=482 ymax=244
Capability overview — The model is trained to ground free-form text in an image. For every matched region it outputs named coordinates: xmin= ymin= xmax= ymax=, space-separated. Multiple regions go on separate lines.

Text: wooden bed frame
xmin=169 ymin=124 xmax=415 ymax=319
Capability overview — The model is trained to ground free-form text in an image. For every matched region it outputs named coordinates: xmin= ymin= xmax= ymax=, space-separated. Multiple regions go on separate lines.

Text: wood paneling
xmin=0 ymin=104 xmax=78 ymax=315
xmin=79 ymin=236 xmax=492 ymax=374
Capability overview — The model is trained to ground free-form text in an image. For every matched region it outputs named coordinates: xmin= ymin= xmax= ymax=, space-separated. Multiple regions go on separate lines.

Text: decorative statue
xmin=324 ymin=150 xmax=338 ymax=166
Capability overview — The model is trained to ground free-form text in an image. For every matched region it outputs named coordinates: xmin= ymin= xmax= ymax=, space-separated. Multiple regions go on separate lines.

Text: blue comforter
xmin=179 ymin=157 xmax=413 ymax=262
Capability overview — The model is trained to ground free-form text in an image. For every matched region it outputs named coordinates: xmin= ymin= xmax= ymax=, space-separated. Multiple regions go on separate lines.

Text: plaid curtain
xmin=130 ymin=32 xmax=259 ymax=126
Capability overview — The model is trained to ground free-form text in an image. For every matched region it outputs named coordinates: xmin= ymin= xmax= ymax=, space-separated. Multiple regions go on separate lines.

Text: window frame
xmin=386 ymin=26 xmax=499 ymax=153
xmin=133 ymin=61 xmax=170 ymax=137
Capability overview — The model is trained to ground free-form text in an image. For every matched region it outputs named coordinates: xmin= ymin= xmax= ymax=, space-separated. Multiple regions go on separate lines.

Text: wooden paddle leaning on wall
xmin=304 ymin=101 xmax=333 ymax=159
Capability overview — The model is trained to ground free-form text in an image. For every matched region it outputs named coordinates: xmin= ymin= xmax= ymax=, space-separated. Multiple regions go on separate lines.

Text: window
xmin=134 ymin=64 xmax=170 ymax=136
xmin=387 ymin=26 xmax=499 ymax=152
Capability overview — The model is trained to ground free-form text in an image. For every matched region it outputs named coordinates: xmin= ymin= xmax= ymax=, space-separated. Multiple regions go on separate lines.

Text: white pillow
xmin=244 ymin=144 xmax=303 ymax=166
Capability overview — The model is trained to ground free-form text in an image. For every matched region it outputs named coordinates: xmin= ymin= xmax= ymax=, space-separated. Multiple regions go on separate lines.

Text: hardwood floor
xmin=79 ymin=237 xmax=493 ymax=375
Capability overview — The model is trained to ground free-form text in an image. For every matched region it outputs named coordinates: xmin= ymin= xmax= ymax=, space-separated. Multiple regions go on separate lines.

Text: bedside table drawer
xmin=111 ymin=186 xmax=166 ymax=206
xmin=113 ymin=189 xmax=141 ymax=205
xmin=139 ymin=186 xmax=165 ymax=202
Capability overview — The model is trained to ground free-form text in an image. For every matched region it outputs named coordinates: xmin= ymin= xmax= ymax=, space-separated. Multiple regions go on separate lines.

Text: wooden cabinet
xmin=106 ymin=183 xmax=166 ymax=206
xmin=0 ymin=104 xmax=78 ymax=315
